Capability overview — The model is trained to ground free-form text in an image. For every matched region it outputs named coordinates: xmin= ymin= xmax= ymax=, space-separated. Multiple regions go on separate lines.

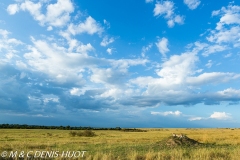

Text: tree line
xmin=0 ymin=124 xmax=123 ymax=130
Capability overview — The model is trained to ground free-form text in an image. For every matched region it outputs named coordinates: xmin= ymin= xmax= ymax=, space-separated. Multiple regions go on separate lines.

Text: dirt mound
xmin=157 ymin=134 xmax=201 ymax=147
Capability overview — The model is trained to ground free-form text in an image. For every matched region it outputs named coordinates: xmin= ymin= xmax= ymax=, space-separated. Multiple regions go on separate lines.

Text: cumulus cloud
xmin=90 ymin=58 xmax=148 ymax=87
xmin=23 ymin=39 xmax=92 ymax=84
xmin=157 ymin=52 xmax=197 ymax=85
xmin=22 ymin=36 xmax=148 ymax=89
xmin=207 ymin=4 xmax=240 ymax=48
xmin=212 ymin=5 xmax=240 ymax=30
xmin=184 ymin=0 xmax=201 ymax=10
xmin=2 ymin=1 xmax=240 ymax=121
xmin=207 ymin=26 xmax=240 ymax=44
xmin=7 ymin=4 xmax=19 ymax=15
xmin=7 ymin=0 xmax=74 ymax=28
xmin=210 ymin=112 xmax=231 ymax=120
xmin=130 ymin=52 xmax=198 ymax=90
xmin=155 ymin=37 xmax=169 ymax=56
xmin=189 ymin=111 xmax=232 ymax=121
xmin=129 ymin=50 xmax=240 ymax=106
xmin=67 ymin=16 xmax=103 ymax=35
xmin=0 ymin=29 xmax=23 ymax=63
xmin=76 ymin=43 xmax=94 ymax=54
xmin=0 ymin=33 xmax=149 ymax=114
xmin=153 ymin=1 xmax=184 ymax=27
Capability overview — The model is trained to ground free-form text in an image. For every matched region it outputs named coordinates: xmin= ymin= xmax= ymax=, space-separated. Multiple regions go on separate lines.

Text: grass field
xmin=0 ymin=128 xmax=240 ymax=159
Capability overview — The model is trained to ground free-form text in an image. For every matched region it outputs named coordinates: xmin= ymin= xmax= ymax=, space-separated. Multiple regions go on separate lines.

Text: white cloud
xmin=67 ymin=16 xmax=103 ymax=35
xmin=16 ymin=61 xmax=27 ymax=69
xmin=154 ymin=1 xmax=174 ymax=18
xmin=0 ymin=29 xmax=23 ymax=63
xmin=212 ymin=10 xmax=220 ymax=16
xmin=47 ymin=26 xmax=53 ymax=31
xmin=146 ymin=0 xmax=154 ymax=3
xmin=45 ymin=0 xmax=74 ymax=27
xmin=224 ymin=53 xmax=232 ymax=58
xmin=76 ymin=43 xmax=94 ymax=54
xmin=23 ymin=39 xmax=87 ymax=84
xmin=155 ymin=37 xmax=169 ymax=56
xmin=7 ymin=4 xmax=19 ymax=15
xmin=184 ymin=0 xmax=201 ymax=10
xmin=207 ymin=26 xmax=240 ymax=44
xmin=8 ymin=0 xmax=74 ymax=28
xmin=157 ymin=52 xmax=197 ymax=84
xmin=205 ymin=60 xmax=213 ymax=68
xmin=141 ymin=43 xmax=153 ymax=57
xmin=70 ymin=88 xmax=86 ymax=96
xmin=22 ymin=37 xmax=147 ymax=87
xmin=0 ymin=29 xmax=10 ymax=39
xmin=90 ymin=68 xmax=126 ymax=86
xmin=210 ymin=112 xmax=231 ymax=120
xmin=207 ymin=4 xmax=240 ymax=49
xmin=151 ymin=110 xmax=182 ymax=116
xmin=106 ymin=48 xmax=113 ymax=55
xmin=103 ymin=19 xmax=110 ymax=29
xmin=99 ymin=88 xmax=122 ymax=99
xmin=212 ymin=5 xmax=240 ymax=30
xmin=129 ymin=76 xmax=156 ymax=88
xmin=153 ymin=1 xmax=184 ymax=27
xmin=202 ymin=44 xmax=227 ymax=57
xmin=100 ymin=36 xmax=115 ymax=47
xmin=111 ymin=59 xmax=148 ymax=73
xmin=167 ymin=19 xmax=175 ymax=28
xmin=130 ymin=52 xmax=198 ymax=95
xmin=188 ymin=117 xmax=203 ymax=121
xmin=217 ymin=88 xmax=240 ymax=98
xmin=129 ymin=48 xmax=240 ymax=106
xmin=19 ymin=1 xmax=46 ymax=25
xmin=174 ymin=15 xmax=184 ymax=24
xmin=3 ymin=1 xmax=240 ymax=117
xmin=187 ymin=72 xmax=240 ymax=86
xmin=189 ymin=112 xmax=232 ymax=121
xmin=99 ymin=87 xmax=135 ymax=100
xmin=191 ymin=41 xmax=209 ymax=53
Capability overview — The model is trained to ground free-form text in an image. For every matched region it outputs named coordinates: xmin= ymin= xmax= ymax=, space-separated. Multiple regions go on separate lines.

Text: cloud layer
xmin=1 ymin=0 xmax=240 ymax=127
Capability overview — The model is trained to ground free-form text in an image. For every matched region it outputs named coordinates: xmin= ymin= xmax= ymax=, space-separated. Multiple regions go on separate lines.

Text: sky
xmin=0 ymin=0 xmax=240 ymax=128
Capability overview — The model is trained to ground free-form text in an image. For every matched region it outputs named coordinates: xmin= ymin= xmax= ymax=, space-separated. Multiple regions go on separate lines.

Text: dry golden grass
xmin=0 ymin=128 xmax=240 ymax=159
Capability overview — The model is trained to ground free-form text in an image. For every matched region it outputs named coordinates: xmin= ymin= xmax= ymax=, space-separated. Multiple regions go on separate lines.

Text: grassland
xmin=0 ymin=128 xmax=240 ymax=159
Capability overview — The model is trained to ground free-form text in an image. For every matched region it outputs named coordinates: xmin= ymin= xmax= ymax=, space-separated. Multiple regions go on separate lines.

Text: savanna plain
xmin=0 ymin=128 xmax=240 ymax=160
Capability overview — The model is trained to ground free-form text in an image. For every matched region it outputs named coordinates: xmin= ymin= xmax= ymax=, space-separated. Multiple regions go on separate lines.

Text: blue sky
xmin=1 ymin=0 xmax=240 ymax=128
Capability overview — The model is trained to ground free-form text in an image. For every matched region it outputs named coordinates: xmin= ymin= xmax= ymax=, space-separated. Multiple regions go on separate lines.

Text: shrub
xmin=78 ymin=130 xmax=96 ymax=137
xmin=69 ymin=130 xmax=96 ymax=137
xmin=69 ymin=131 xmax=77 ymax=137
